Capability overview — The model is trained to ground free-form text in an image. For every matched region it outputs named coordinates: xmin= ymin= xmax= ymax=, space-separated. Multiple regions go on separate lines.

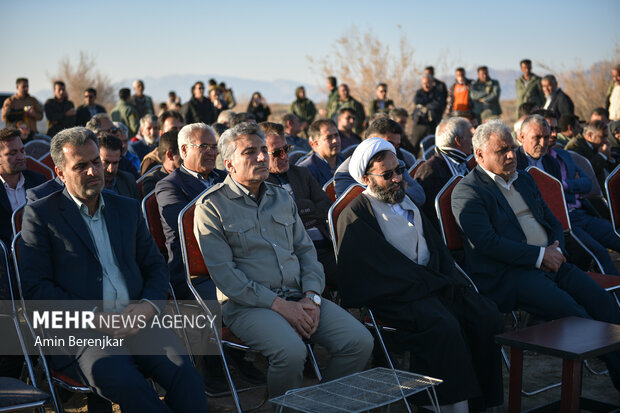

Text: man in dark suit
xmin=19 ymin=127 xmax=208 ymax=412
xmin=141 ymin=131 xmax=182 ymax=196
xmin=75 ymin=88 xmax=106 ymax=126
xmin=451 ymin=120 xmax=620 ymax=389
xmin=98 ymin=135 xmax=140 ymax=201
xmin=0 ymin=128 xmax=46 ymax=245
xmin=542 ymin=75 xmax=574 ymax=118
xmin=414 ymin=116 xmax=473 ymax=231
xmin=260 ymin=122 xmax=338 ymax=289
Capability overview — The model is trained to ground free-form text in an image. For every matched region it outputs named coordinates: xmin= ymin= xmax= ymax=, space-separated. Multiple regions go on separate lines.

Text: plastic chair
xmin=23 ymin=140 xmax=50 ymax=160
xmin=141 ymin=190 xmax=166 ymax=257
xmin=178 ymin=189 xmax=322 ymax=412
xmin=423 ymin=145 xmax=435 ymax=160
xmin=11 ymin=204 xmax=25 ymax=239
xmin=407 ymin=159 xmax=425 ymax=179
xmin=322 ymin=178 xmax=336 ymax=203
xmin=289 ymin=150 xmax=310 ymax=165
xmin=420 ymin=135 xmax=435 ymax=153
xmin=340 ymin=144 xmax=358 ymax=159
xmin=327 ymin=184 xmax=366 ymax=258
xmin=136 ymin=166 xmax=161 ymax=198
xmin=0 ymin=240 xmax=51 ymax=413
xmin=38 ymin=153 xmax=55 ymax=171
xmin=605 ymin=164 xmax=620 ymax=237
xmin=25 ymin=157 xmax=54 ymax=181
xmin=466 ymin=154 xmax=477 ymax=171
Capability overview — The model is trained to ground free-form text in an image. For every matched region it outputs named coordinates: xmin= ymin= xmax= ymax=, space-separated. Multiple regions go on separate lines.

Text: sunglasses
xmin=268 ymin=145 xmax=290 ymax=158
xmin=366 ymin=165 xmax=406 ymax=180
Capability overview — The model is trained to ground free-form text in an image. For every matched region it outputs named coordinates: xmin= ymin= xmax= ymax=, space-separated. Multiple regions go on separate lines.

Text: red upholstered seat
xmin=39 ymin=153 xmax=55 ymax=171
xmin=26 ymin=156 xmax=54 ymax=181
xmin=323 ymin=179 xmax=336 ymax=203
xmin=436 ymin=176 xmax=463 ymax=251
xmin=51 ymin=370 xmax=89 ymax=390
xmin=605 ymin=165 xmax=620 ymax=234
xmin=408 ymin=159 xmax=425 ymax=179
xmin=142 ymin=192 xmax=166 ymax=255
xmin=528 ymin=167 xmax=570 ymax=231
xmin=587 ymin=272 xmax=620 ymax=292
xmin=181 ymin=204 xmax=209 ymax=278
xmin=328 ymin=184 xmax=365 ymax=245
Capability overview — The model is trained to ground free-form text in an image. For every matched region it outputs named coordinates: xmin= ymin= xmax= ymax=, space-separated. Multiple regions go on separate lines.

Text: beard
xmin=369 ymin=178 xmax=406 ymax=204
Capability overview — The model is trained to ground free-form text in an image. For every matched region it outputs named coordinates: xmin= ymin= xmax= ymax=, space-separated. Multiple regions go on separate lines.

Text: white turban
xmin=348 ymin=137 xmax=396 ymax=185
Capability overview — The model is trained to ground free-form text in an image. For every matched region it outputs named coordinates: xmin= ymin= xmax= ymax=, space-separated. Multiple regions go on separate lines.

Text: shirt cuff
xmin=140 ymin=299 xmax=161 ymax=315
xmin=535 ymin=247 xmax=545 ymax=269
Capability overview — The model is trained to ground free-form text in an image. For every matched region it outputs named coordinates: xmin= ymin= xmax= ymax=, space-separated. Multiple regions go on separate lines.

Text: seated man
xmin=337 ymin=107 xmax=362 ymax=150
xmin=516 ymin=114 xmax=620 ymax=275
xmin=19 ymin=127 xmax=208 ymax=412
xmin=141 ymin=131 xmax=182 ymax=196
xmin=260 ymin=121 xmax=338 ymax=290
xmin=452 ymin=120 xmax=620 ymax=389
xmin=98 ymin=135 xmax=141 ymax=200
xmin=337 ymin=138 xmax=503 ymax=412
xmin=193 ymin=122 xmax=373 ymax=398
xmin=297 ymin=119 xmax=345 ymax=186
xmin=281 ymin=113 xmax=311 ymax=153
xmin=334 ymin=118 xmax=424 ymax=205
xmin=140 ymin=110 xmax=185 ymax=175
xmin=414 ymin=116 xmax=473 ymax=231
xmin=0 ymin=128 xmax=46 ymax=245
xmin=128 ymin=114 xmax=160 ymax=162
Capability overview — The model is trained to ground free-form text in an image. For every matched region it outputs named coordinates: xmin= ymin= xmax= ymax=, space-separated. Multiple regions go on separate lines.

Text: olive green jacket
xmin=515 ymin=73 xmax=544 ymax=114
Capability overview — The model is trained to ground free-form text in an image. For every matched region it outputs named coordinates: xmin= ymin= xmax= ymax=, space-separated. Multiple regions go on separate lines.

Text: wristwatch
xmin=305 ymin=293 xmax=322 ymax=307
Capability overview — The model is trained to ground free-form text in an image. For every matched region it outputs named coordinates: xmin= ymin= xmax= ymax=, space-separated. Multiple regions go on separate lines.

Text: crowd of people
xmin=1 ymin=60 xmax=620 ymax=413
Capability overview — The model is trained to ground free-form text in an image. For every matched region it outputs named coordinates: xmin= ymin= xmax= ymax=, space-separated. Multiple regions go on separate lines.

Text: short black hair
xmin=591 ymin=107 xmax=609 ymax=119
xmin=53 ymin=80 xmax=65 ymax=88
xmin=158 ymin=110 xmax=183 ymax=129
xmin=424 ymin=66 xmax=435 ymax=75
xmin=85 ymin=88 xmax=97 ymax=96
xmin=477 ymin=66 xmax=488 ymax=73
xmin=366 ymin=150 xmax=392 ymax=174
xmin=520 ymin=59 xmax=532 ymax=67
xmin=158 ymin=131 xmax=179 ymax=160
xmin=365 ymin=118 xmax=403 ymax=139
xmin=327 ymin=76 xmax=337 ymax=88
xmin=98 ymin=134 xmax=123 ymax=152
xmin=119 ymin=88 xmax=131 ymax=101
xmin=338 ymin=107 xmax=356 ymax=118
xmin=230 ymin=112 xmax=256 ymax=127
xmin=16 ymin=78 xmax=28 ymax=86
xmin=0 ymin=127 xmax=22 ymax=142
xmin=559 ymin=114 xmax=579 ymax=132
xmin=533 ymin=109 xmax=557 ymax=121
xmin=518 ymin=102 xmax=539 ymax=118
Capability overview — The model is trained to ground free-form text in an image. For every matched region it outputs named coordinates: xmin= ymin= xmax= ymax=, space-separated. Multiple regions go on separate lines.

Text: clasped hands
xmin=271 ymin=296 xmax=320 ymax=339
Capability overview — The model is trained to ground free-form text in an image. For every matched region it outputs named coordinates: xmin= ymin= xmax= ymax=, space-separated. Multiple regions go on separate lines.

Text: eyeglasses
xmin=188 ymin=143 xmax=218 ymax=152
xmin=104 ymin=127 xmax=120 ymax=134
xmin=268 ymin=145 xmax=290 ymax=158
xmin=366 ymin=165 xmax=406 ymax=180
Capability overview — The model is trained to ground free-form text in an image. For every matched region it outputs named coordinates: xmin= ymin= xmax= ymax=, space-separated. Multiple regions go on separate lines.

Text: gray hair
xmin=218 ymin=122 xmax=265 ymax=163
xmin=520 ymin=114 xmax=549 ymax=135
xmin=140 ymin=114 xmax=158 ymax=127
xmin=178 ymin=123 xmax=216 ymax=156
xmin=217 ymin=109 xmax=235 ymax=125
xmin=435 ymin=117 xmax=471 ymax=148
xmin=113 ymin=121 xmax=128 ymax=139
xmin=472 ymin=119 xmax=511 ymax=151
xmin=50 ymin=127 xmax=99 ymax=169
xmin=85 ymin=113 xmax=111 ymax=133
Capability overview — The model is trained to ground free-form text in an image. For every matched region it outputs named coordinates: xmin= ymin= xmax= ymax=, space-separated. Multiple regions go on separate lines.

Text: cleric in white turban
xmin=348 ymin=137 xmax=396 ymax=185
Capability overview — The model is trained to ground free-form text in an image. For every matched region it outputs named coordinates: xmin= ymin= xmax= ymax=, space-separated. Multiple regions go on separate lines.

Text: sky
xmin=1 ymin=0 xmax=618 ymax=101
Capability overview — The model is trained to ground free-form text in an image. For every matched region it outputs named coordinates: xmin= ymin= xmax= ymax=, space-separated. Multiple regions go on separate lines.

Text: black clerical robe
xmin=336 ymin=193 xmax=503 ymax=409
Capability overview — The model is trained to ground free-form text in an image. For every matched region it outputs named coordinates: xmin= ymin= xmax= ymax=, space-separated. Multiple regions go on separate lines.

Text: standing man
xmin=193 ymin=122 xmax=373 ymax=398
xmin=181 ymin=81 xmax=216 ymax=126
xmin=470 ymin=66 xmax=502 ymax=120
xmin=326 ymin=84 xmax=366 ymax=135
xmin=44 ymin=81 xmax=76 ymax=137
xmin=515 ymin=59 xmax=545 ymax=116
xmin=297 ymin=119 xmax=345 ymax=187
xmin=424 ymin=66 xmax=448 ymax=115
xmin=75 ymin=88 xmax=106 ymax=126
xmin=337 ymin=107 xmax=362 ymax=150
xmin=410 ymin=75 xmax=444 ymax=155
xmin=325 ymin=76 xmax=338 ymax=117
xmin=19 ymin=126 xmax=209 ymax=412
xmin=131 ymin=80 xmax=155 ymax=117
xmin=0 ymin=128 xmax=46 ymax=245
xmin=2 ymin=78 xmax=43 ymax=133
xmin=606 ymin=64 xmax=620 ymax=121
xmin=289 ymin=86 xmax=317 ymax=133
xmin=369 ymin=83 xmax=394 ymax=118
xmin=445 ymin=68 xmax=472 ymax=117
xmin=110 ymin=88 xmax=140 ymax=137
xmin=541 ymin=75 xmax=574 ymax=118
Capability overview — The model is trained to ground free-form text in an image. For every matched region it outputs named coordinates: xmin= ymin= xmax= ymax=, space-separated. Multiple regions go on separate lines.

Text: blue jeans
xmin=570 ymin=208 xmax=620 ymax=275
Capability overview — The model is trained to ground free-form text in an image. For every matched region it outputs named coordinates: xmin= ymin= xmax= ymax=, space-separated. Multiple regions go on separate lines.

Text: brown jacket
xmin=2 ymin=94 xmax=43 ymax=132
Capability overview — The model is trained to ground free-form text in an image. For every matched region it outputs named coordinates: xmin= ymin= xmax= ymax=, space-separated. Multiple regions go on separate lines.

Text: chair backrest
xmin=567 ymin=150 xmax=602 ymax=198
xmin=420 ymin=135 xmax=435 ymax=152
xmin=24 ymin=140 xmax=50 ymax=160
xmin=11 ymin=203 xmax=25 ymax=238
xmin=408 ymin=159 xmax=425 ymax=179
xmin=340 ymin=144 xmax=358 ymax=159
xmin=526 ymin=166 xmax=570 ymax=232
xmin=39 ymin=153 xmax=55 ymax=170
xmin=178 ymin=189 xmax=211 ymax=279
xmin=289 ymin=150 xmax=310 ymax=165
xmin=327 ymin=184 xmax=365 ymax=258
xmin=466 ymin=154 xmax=477 ymax=171
xmin=322 ymin=178 xmax=336 ymax=202
xmin=25 ymin=156 xmax=54 ymax=181
xmin=141 ymin=190 xmax=166 ymax=255
xmin=423 ymin=145 xmax=435 ymax=160
xmin=605 ymin=164 xmax=620 ymax=235
xmin=434 ymin=175 xmax=464 ymax=251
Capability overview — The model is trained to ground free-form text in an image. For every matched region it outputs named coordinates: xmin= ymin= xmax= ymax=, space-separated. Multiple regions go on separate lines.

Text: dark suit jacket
xmin=26 ymin=176 xmax=64 ymax=203
xmin=414 ymin=152 xmax=454 ymax=231
xmin=514 ymin=146 xmax=561 ymax=179
xmin=19 ymin=189 xmax=169 ymax=306
xmin=110 ymin=170 xmax=141 ymax=201
xmin=451 ymin=167 xmax=564 ymax=311
xmin=266 ymin=165 xmax=332 ymax=239
xmin=141 ymin=166 xmax=169 ymax=196
xmin=128 ymin=140 xmax=157 ymax=163
xmin=155 ymin=167 xmax=226 ymax=297
xmin=75 ymin=104 xmax=106 ymax=127
xmin=565 ymin=136 xmax=618 ymax=191
xmin=0 ymin=170 xmax=46 ymax=245
xmin=546 ymin=89 xmax=574 ymax=118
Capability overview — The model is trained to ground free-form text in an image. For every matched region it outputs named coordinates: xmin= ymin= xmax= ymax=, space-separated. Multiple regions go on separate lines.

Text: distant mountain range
xmin=31 ymin=68 xmax=545 ymax=105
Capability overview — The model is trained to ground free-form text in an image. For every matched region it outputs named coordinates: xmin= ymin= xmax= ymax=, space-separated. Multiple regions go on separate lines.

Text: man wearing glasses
xmin=76 ymin=88 xmax=106 ymax=126
xmin=261 ymin=122 xmax=338 ymax=290
xmin=337 ymin=137 xmax=504 ymax=412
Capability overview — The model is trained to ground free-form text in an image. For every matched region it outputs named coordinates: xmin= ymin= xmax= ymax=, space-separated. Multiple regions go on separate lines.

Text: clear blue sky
xmin=1 ymin=0 xmax=618 ymax=94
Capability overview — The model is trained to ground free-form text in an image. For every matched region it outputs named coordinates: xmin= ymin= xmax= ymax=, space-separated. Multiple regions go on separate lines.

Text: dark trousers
xmin=570 ymin=208 xmax=620 ymax=275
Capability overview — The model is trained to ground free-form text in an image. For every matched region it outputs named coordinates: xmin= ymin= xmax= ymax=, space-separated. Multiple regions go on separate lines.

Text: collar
xmin=229 ymin=176 xmax=267 ymax=203
xmin=479 ymin=165 xmax=518 ymax=190
xmin=181 ymin=164 xmax=215 ymax=181
xmin=67 ymin=191 xmax=104 ymax=218
xmin=437 ymin=146 xmax=468 ymax=163
xmin=0 ymin=172 xmax=25 ymax=190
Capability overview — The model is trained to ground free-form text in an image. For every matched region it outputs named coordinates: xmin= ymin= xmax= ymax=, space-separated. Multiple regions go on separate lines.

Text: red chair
xmin=466 ymin=154 xmax=477 ymax=171
xmin=26 ymin=156 xmax=54 ymax=181
xmin=11 ymin=204 xmax=25 ymax=238
xmin=141 ymin=190 xmax=166 ymax=256
xmin=327 ymin=184 xmax=365 ymax=257
xmin=136 ymin=166 xmax=161 ymax=198
xmin=38 ymin=153 xmax=55 ymax=170
xmin=322 ymin=178 xmax=336 ymax=203
xmin=407 ymin=159 xmax=425 ymax=179
xmin=178 ymin=190 xmax=321 ymax=412
xmin=527 ymin=167 xmax=620 ymax=294
xmin=605 ymin=164 xmax=620 ymax=238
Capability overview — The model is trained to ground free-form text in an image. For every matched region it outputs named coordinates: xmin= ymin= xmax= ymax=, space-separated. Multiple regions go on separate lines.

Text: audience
xmin=130 ymin=80 xmax=155 ymax=117
xmin=326 ymin=84 xmax=366 ymax=135
xmin=110 ymin=88 xmax=140 ymax=137
xmin=75 ymin=88 xmax=106 ymax=126
xmin=2 ymin=78 xmax=43 ymax=133
xmin=181 ymin=81 xmax=217 ymax=125
xmin=336 ymin=107 xmax=362 ymax=150
xmin=128 ymin=114 xmax=160 ymax=162
xmin=542 ymin=74 xmax=575 ymax=118
xmin=297 ymin=119 xmax=345 ymax=186
xmin=44 ymin=80 xmax=76 ymax=137
xmin=289 ymin=86 xmax=316 ymax=133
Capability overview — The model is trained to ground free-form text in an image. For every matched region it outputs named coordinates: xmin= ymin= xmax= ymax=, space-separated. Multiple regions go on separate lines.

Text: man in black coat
xmin=0 ymin=128 xmax=46 ymax=245
xmin=542 ymin=75 xmax=574 ymax=118
xmin=337 ymin=138 xmax=503 ymax=411
xmin=180 ymin=81 xmax=216 ymax=125
xmin=75 ymin=88 xmax=106 ymax=126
